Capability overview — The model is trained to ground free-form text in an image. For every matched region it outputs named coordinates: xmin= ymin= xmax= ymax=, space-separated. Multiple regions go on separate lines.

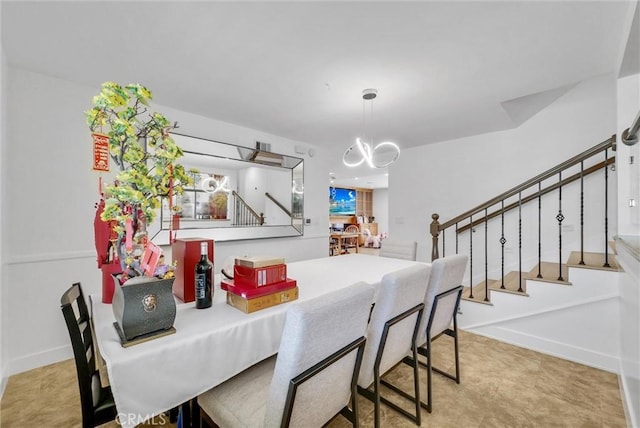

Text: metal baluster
xmin=557 ymin=172 xmax=565 ymax=281
xmin=537 ymin=182 xmax=543 ymax=278
xmin=469 ymin=214 xmax=474 ymax=299
xmin=500 ymin=200 xmax=506 ymax=289
xmin=455 ymin=222 xmax=459 ymax=254
xmin=518 ymin=192 xmax=523 ymax=292
xmin=580 ymin=161 xmax=585 ymax=265
xmin=484 ymin=208 xmax=489 ymax=302
xmin=604 ymin=148 xmax=611 ymax=268
xmin=442 ymin=229 xmax=446 ymax=258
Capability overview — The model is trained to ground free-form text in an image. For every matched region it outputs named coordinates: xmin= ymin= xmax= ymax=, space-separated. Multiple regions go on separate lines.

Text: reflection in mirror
xmin=149 ymin=133 xmax=304 ymax=243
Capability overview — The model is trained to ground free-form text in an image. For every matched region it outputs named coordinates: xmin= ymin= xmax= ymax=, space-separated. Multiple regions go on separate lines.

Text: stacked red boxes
xmin=233 ymin=263 xmax=287 ymax=288
xmin=223 ymin=256 xmax=298 ymax=313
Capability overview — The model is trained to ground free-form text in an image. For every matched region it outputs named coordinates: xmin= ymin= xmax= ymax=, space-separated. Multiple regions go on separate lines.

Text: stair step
xmin=462 ymin=281 xmax=493 ymax=305
xmin=566 ymin=251 xmax=621 ymax=272
xmin=527 ymin=262 xmax=572 ymax=285
xmin=461 ymin=257 xmax=594 ymax=306
xmin=489 ymin=271 xmax=529 ymax=296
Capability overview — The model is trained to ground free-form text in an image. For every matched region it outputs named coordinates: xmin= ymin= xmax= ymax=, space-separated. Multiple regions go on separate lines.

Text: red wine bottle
xmin=195 ymin=242 xmax=213 ymax=309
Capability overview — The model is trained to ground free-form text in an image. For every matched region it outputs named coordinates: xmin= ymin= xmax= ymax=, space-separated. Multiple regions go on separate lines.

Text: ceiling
xmin=1 ymin=1 xmax=636 ymax=188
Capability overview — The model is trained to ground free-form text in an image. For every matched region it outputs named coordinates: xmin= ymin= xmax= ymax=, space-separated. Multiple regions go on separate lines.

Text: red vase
xmin=101 ymin=262 xmax=122 ymax=303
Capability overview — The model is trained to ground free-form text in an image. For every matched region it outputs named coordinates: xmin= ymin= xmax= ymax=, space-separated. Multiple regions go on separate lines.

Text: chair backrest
xmin=60 ymin=283 xmax=103 ymax=427
xmin=357 ymin=264 xmax=431 ymax=388
xmin=379 ymin=239 xmax=418 ymax=261
xmin=344 ymin=224 xmax=359 ymax=234
xmin=417 ymin=254 xmax=468 ymax=346
xmin=265 ymin=282 xmax=375 ymax=427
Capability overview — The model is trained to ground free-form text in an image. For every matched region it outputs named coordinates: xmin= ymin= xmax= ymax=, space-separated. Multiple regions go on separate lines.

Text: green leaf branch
xmin=87 ymin=81 xmax=192 ymax=239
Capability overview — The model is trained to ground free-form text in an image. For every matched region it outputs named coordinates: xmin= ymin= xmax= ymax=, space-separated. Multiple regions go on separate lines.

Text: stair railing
xmin=231 ymin=190 xmax=264 ymax=226
xmin=265 ymin=192 xmax=292 ymax=218
xmin=430 ymin=135 xmax=616 ymax=301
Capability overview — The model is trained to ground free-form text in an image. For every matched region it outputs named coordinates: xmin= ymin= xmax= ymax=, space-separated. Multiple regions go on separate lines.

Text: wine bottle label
xmin=195 ymin=274 xmax=206 ymax=299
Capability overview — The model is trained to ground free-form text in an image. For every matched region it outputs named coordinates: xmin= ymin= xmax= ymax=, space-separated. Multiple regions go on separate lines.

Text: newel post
xmin=430 ymin=213 xmax=440 ymax=261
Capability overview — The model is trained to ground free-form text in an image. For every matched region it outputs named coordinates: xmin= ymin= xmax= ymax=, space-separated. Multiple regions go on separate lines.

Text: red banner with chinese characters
xmin=92 ymin=133 xmax=109 ymax=172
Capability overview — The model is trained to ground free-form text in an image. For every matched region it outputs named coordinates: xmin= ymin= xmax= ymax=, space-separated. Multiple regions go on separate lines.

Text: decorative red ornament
xmin=125 ymin=218 xmax=133 ymax=253
xmin=140 ymin=241 xmax=162 ymax=277
xmin=92 ymin=133 xmax=110 ymax=172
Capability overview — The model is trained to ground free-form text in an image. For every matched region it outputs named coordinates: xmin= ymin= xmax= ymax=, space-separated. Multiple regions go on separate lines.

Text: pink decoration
xmin=125 ymin=218 xmax=133 ymax=253
xmin=140 ymin=242 xmax=162 ymax=277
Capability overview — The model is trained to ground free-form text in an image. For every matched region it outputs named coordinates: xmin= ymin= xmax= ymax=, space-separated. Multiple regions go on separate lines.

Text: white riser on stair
xmin=458 ymin=267 xmax=621 ymax=372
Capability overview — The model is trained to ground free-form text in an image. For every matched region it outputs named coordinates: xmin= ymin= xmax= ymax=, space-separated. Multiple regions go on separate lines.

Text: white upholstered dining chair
xmin=411 ymin=254 xmax=468 ymax=413
xmin=356 ymin=264 xmax=431 ymax=428
xmin=379 ymin=239 xmax=418 ymax=261
xmin=198 ymin=282 xmax=375 ymax=428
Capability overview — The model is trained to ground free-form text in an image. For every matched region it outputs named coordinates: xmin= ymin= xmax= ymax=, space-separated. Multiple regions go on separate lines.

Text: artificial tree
xmin=87 ymin=82 xmax=192 ymax=277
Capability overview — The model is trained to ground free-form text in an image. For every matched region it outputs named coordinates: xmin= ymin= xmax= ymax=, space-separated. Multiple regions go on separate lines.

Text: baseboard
xmin=0 ymin=373 xmax=7 ymax=401
xmin=618 ymin=359 xmax=640 ymax=428
xmin=6 ymin=344 xmax=72 ymax=376
xmin=468 ymin=325 xmax=620 ymax=373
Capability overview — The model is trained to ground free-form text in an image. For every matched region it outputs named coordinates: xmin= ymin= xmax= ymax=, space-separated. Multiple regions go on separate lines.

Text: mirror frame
xmin=148 ymin=132 xmax=304 ymax=244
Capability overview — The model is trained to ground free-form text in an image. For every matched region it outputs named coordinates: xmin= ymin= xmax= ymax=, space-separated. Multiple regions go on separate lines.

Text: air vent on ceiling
xmin=256 ymin=141 xmax=271 ymax=152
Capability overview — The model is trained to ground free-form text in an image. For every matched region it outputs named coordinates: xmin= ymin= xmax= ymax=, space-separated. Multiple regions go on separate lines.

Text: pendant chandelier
xmin=343 ymin=88 xmax=400 ymax=169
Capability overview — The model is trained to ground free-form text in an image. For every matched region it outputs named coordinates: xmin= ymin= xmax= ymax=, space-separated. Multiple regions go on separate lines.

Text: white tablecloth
xmin=92 ymin=254 xmax=425 ymax=427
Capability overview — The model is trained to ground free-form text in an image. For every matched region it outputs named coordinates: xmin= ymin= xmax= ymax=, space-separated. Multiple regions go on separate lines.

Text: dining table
xmin=91 ymin=253 xmax=426 ymax=428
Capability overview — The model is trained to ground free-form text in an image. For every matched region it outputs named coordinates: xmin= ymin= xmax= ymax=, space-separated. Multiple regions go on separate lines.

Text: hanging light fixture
xmin=343 ymin=88 xmax=400 ymax=168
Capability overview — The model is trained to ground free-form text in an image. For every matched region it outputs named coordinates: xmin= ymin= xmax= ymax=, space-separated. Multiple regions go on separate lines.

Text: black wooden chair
xmin=60 ymin=282 xmax=117 ymax=428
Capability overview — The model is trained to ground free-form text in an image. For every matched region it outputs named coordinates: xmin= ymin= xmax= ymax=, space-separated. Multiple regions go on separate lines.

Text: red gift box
xmin=233 ymin=263 xmax=287 ymax=288
xmin=221 ymin=277 xmax=297 ymax=299
xmin=172 ymin=238 xmax=214 ymax=303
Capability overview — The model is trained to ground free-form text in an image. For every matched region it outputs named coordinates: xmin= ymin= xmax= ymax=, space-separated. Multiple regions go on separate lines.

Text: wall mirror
xmin=149 ymin=132 xmax=304 ymax=244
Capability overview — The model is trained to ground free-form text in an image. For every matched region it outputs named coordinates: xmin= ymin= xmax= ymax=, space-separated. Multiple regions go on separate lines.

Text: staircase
xmin=429 ymin=135 xmax=624 ymax=371
xmin=461 ymin=250 xmax=621 ymax=303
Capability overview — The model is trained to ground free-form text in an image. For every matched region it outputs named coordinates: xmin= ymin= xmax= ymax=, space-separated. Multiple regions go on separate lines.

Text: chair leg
xmin=360 ymin=367 xmax=382 ymax=428
xmin=453 ymin=323 xmax=460 ymax=384
xmin=374 ymin=374 xmax=381 ymax=428
xmin=352 ymin=381 xmax=360 ymax=428
xmin=361 ymin=358 xmax=423 ymax=426
xmin=339 ymin=381 xmax=360 ymax=428
xmin=411 ymin=345 xmax=422 ymax=424
xmin=426 ymin=341 xmax=433 ymax=413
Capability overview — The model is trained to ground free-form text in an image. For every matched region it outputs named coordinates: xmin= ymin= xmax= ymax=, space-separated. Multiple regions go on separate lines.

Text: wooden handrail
xmin=265 ymin=192 xmax=292 ymax=217
xmin=456 ymin=157 xmax=615 ymax=234
xmin=622 ymin=110 xmax=640 ymax=146
xmin=437 ymin=135 xmax=615 ymax=231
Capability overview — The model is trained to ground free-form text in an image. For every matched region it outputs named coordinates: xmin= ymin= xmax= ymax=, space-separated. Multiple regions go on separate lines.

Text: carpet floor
xmin=0 ymin=329 xmax=627 ymax=427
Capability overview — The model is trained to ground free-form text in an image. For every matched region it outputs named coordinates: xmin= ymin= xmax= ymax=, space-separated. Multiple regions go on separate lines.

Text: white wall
xmin=0 ymin=2 xmax=8 ymax=396
xmin=616 ymin=73 xmax=640 ymax=235
xmin=372 ymin=188 xmax=388 ymax=235
xmin=2 ymin=67 xmax=329 ymax=375
xmin=390 ymin=73 xmax=617 ymax=263
xmin=460 ymin=267 xmax=621 ymax=372
xmin=616 ymin=237 xmax=639 ymax=428
xmin=616 ymin=73 xmax=640 ymax=428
